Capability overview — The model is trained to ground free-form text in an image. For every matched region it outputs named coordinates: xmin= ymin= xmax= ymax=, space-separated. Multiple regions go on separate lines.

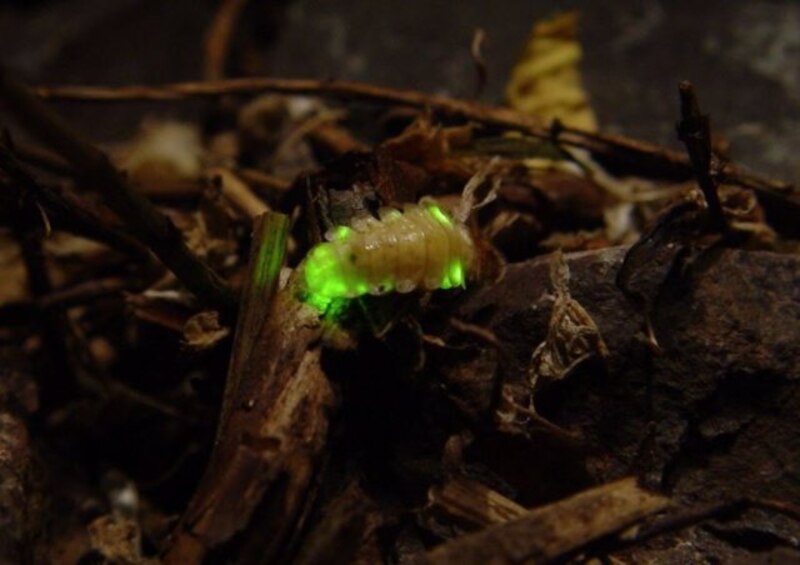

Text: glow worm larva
xmin=302 ymin=198 xmax=474 ymax=308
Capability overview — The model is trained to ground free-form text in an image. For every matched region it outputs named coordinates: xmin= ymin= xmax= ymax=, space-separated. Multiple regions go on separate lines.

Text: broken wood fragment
xmin=428 ymin=476 xmax=527 ymax=529
xmin=165 ymin=211 xmax=337 ymax=563
xmin=425 ymin=478 xmax=668 ymax=564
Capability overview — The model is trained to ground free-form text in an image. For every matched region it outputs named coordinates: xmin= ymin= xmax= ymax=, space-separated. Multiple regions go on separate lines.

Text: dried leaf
xmin=182 ymin=310 xmax=230 ymax=351
xmin=380 ymin=117 xmax=472 ymax=177
xmin=87 ymin=515 xmax=154 ymax=565
xmin=506 ymin=12 xmax=598 ymax=130
xmin=528 ymin=250 xmax=608 ymax=393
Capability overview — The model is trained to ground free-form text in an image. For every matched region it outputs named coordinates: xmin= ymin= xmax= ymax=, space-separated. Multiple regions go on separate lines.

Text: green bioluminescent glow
xmin=440 ymin=259 xmax=465 ymax=289
xmin=331 ymin=225 xmax=352 ymax=241
xmin=303 ymin=243 xmax=353 ymax=299
xmin=302 ymin=204 xmax=468 ymax=314
xmin=427 ymin=203 xmax=453 ymax=227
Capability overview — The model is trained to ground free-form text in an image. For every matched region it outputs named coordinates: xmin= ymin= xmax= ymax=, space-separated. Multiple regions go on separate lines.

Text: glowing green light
xmin=304 ymin=240 xmax=370 ymax=310
xmin=332 ymin=226 xmax=352 ymax=241
xmin=304 ymin=290 xmax=349 ymax=321
xmin=438 ymin=260 xmax=465 ymax=290
xmin=427 ymin=204 xmax=453 ymax=227
xmin=305 ymin=291 xmax=333 ymax=312
xmin=448 ymin=260 xmax=465 ymax=287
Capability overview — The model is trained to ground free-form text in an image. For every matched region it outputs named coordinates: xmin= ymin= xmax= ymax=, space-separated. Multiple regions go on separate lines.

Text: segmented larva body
xmin=303 ymin=199 xmax=474 ymax=302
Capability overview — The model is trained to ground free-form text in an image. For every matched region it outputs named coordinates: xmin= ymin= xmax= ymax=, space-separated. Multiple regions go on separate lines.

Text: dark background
xmin=2 ymin=0 xmax=797 ymax=184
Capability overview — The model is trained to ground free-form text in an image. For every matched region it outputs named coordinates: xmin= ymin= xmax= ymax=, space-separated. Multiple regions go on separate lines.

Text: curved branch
xmin=34 ymin=77 xmax=794 ymax=197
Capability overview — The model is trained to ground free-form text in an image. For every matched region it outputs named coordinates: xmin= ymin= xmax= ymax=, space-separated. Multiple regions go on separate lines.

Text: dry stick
xmin=292 ymin=481 xmax=381 ymax=565
xmin=14 ymin=139 xmax=208 ymax=202
xmin=424 ymin=478 xmax=669 ymax=565
xmin=204 ymin=0 xmax=249 ymax=80
xmin=0 ymin=69 xmax=236 ymax=313
xmin=238 ymin=168 xmax=292 ymax=193
xmin=166 ymin=212 xmax=335 ymax=564
xmin=676 ymin=81 xmax=726 ymax=230
xmin=11 ymin=139 xmax=211 ymax=202
xmin=11 ymin=139 xmax=73 ymax=176
xmin=37 ymin=277 xmax=140 ymax=309
xmin=604 ymin=496 xmax=800 ymax=556
xmin=34 ymin=77 xmax=793 ymax=196
xmin=428 ymin=475 xmax=528 ymax=528
xmin=471 ymin=28 xmax=488 ymax=99
xmin=0 ymin=141 xmax=150 ymax=260
xmin=0 ymin=277 xmax=143 ymax=322
xmin=206 ymin=167 xmax=269 ymax=219
xmin=2 ymin=163 xmax=75 ymax=404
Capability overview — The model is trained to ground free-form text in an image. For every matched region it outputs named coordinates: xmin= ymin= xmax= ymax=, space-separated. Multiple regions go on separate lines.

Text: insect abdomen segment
xmin=303 ymin=201 xmax=473 ymax=302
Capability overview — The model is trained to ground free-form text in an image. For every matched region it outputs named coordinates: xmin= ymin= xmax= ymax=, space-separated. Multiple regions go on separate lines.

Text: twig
xmin=204 ymin=0 xmax=249 ymax=80
xmin=237 ymin=168 xmax=292 ymax=193
xmin=11 ymin=139 xmax=73 ymax=176
xmin=38 ymin=277 xmax=140 ymax=309
xmin=428 ymin=475 xmax=527 ymax=528
xmin=306 ymin=120 xmax=370 ymax=156
xmin=206 ymin=167 xmax=269 ymax=219
xmin=14 ymin=139 xmax=208 ymax=201
xmin=34 ymin=77 xmax=794 ymax=196
xmin=424 ymin=478 xmax=668 ymax=564
xmin=270 ymin=108 xmax=349 ymax=165
xmin=0 ymin=139 xmax=150 ymax=260
xmin=676 ymin=80 xmax=726 ymax=230
xmin=3 ymin=160 xmax=75 ymax=404
xmin=0 ymin=278 xmax=142 ymax=322
xmin=166 ymin=212 xmax=335 ymax=563
xmin=0 ymin=68 xmax=236 ymax=313
xmin=471 ymin=28 xmax=488 ymax=99
xmin=604 ymin=496 xmax=800 ymax=555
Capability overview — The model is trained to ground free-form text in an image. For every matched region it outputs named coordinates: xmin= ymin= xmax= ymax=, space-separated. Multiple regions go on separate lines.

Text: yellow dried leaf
xmin=506 ymin=12 xmax=598 ymax=131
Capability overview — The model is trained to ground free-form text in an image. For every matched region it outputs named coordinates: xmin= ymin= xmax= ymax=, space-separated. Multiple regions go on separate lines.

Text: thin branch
xmin=38 ymin=277 xmax=140 ymax=309
xmin=0 ymin=68 xmax=236 ymax=313
xmin=425 ymin=478 xmax=668 ymax=565
xmin=676 ymin=80 xmax=725 ymax=230
xmin=33 ymin=77 xmax=794 ymax=196
xmin=237 ymin=168 xmax=292 ymax=192
xmin=3 ymin=164 xmax=75 ymax=404
xmin=204 ymin=0 xmax=249 ymax=80
xmin=604 ymin=496 xmax=800 ymax=555
xmin=471 ymin=28 xmax=488 ymax=99
xmin=0 ymin=277 xmax=141 ymax=324
xmin=207 ymin=167 xmax=269 ymax=219
xmin=11 ymin=139 xmax=73 ymax=176
xmin=0 ymin=139 xmax=150 ymax=259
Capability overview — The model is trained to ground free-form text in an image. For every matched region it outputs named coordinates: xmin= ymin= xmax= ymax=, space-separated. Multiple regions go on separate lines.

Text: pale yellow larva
xmin=302 ymin=198 xmax=474 ymax=303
